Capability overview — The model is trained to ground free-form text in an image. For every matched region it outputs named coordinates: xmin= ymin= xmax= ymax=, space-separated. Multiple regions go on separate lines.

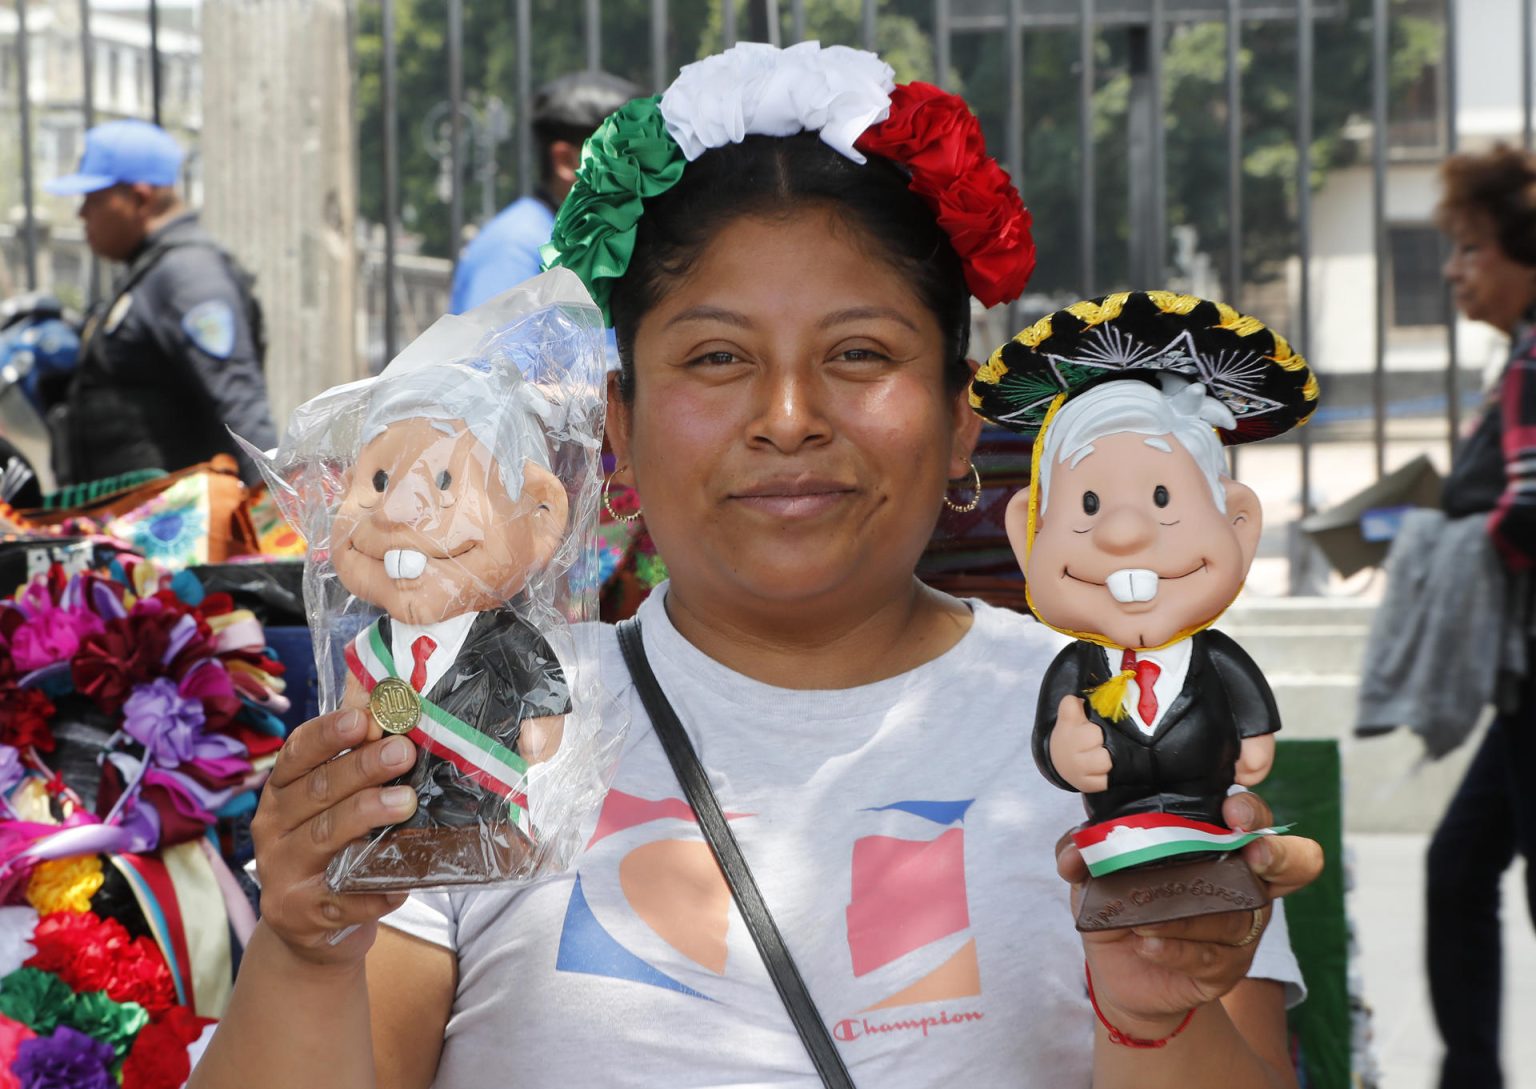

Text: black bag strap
xmin=615 ymin=618 xmax=855 ymax=1089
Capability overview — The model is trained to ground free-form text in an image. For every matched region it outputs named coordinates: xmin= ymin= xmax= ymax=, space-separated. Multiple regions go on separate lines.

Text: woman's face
xmin=608 ymin=207 xmax=979 ymax=615
xmin=1442 ymin=212 xmax=1536 ymax=333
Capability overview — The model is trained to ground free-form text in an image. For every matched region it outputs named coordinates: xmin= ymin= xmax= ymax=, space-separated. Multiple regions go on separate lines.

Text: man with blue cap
xmin=46 ymin=119 xmax=275 ymax=485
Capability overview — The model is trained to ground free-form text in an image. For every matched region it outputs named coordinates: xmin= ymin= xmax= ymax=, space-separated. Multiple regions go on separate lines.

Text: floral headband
xmin=539 ymin=41 xmax=1037 ymax=325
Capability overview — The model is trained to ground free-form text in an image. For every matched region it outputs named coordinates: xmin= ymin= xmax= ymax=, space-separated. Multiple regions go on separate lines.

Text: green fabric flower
xmin=0 ymin=967 xmax=75 ymax=1035
xmin=64 ymin=990 xmax=149 ymax=1060
xmin=541 ymin=95 xmax=687 ymax=326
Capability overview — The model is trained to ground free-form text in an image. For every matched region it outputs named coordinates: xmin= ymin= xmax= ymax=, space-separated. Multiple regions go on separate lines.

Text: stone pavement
xmin=1348 ymin=833 xmax=1536 ymax=1087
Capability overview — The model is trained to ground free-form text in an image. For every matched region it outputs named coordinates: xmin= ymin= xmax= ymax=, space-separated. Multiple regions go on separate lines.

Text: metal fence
xmin=4 ymin=0 xmax=1536 ymax=588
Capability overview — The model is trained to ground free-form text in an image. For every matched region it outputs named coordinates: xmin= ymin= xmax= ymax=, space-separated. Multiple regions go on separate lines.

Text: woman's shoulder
xmin=961 ymin=596 xmax=1072 ymax=659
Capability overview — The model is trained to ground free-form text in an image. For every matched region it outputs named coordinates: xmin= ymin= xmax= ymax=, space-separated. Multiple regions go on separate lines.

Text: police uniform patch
xmin=181 ymin=299 xmax=237 ymax=360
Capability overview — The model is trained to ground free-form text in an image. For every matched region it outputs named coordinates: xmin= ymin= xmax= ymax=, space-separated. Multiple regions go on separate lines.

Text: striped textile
xmin=344 ymin=620 xmax=531 ymax=830
xmin=1071 ymin=813 xmax=1287 ymax=878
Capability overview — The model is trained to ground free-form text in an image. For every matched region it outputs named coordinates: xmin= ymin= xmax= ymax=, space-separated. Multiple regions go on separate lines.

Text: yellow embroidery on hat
xmin=1065 ymin=292 xmax=1131 ymax=329
xmin=1014 ymin=313 xmax=1056 ymax=349
xmin=1211 ymin=302 xmax=1269 ymax=339
xmin=1145 ymin=290 xmax=1203 ymax=317
xmin=974 ymin=350 xmax=1010 ymax=389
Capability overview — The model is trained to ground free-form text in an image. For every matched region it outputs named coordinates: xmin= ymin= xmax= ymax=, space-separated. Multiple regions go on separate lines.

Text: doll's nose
xmin=1093 ymin=504 xmax=1156 ymax=555
xmin=378 ymin=472 xmax=433 ymax=525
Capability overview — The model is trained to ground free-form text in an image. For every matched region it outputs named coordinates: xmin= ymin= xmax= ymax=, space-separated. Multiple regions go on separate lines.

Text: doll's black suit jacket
xmin=378 ymin=607 xmax=569 ymax=827
xmin=1032 ymin=629 xmax=1280 ymax=828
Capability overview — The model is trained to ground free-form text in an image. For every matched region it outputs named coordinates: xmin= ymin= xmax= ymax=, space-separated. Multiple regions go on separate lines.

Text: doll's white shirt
xmin=390 ymin=610 xmax=478 ymax=696
xmin=383 ymin=590 xmax=1305 ymax=1089
xmin=1120 ymin=636 xmax=1193 ymax=734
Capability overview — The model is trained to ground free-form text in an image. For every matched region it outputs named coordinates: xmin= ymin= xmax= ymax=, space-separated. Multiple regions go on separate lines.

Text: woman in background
xmin=1429 ymin=143 xmax=1536 ymax=1089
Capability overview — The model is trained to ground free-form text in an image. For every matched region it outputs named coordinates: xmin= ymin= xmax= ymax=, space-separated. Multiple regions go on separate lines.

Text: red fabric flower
xmin=0 ymin=688 xmax=55 ymax=752
xmin=857 ymin=81 xmax=985 ymax=181
xmin=119 ymin=1005 xmax=202 ymax=1089
xmin=103 ymin=938 xmax=178 ymax=1016
xmin=25 ymin=911 xmax=177 ymax=1016
xmin=27 ymin=912 xmax=128 ymax=989
xmin=130 ymin=596 xmax=216 ymax=678
xmin=177 ymin=660 xmax=240 ymax=732
xmin=72 ymin=621 xmax=164 ymax=716
xmin=856 ymin=81 xmax=1036 ymax=307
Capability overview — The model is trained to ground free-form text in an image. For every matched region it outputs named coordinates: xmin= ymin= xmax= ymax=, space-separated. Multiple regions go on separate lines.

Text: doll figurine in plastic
xmin=329 ymin=363 xmax=572 ymax=889
xmin=969 ymin=291 xmax=1319 ymax=930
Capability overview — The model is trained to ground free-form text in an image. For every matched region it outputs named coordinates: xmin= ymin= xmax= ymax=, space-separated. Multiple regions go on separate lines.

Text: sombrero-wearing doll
xmin=970 ymin=291 xmax=1319 ymax=932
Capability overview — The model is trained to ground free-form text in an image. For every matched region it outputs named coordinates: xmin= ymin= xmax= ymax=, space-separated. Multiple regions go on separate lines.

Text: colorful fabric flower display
xmin=0 ymin=907 xmax=210 ymax=1088
xmin=0 ymin=557 xmax=288 ymax=862
xmin=542 ymin=40 xmax=1036 ymax=323
xmin=0 ymin=555 xmax=286 ymax=1082
xmin=969 ymin=290 xmax=1320 ymax=444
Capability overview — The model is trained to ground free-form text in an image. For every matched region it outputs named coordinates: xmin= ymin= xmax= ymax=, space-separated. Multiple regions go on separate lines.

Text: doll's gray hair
xmin=1037 ymin=376 xmax=1236 ymax=515
xmin=361 ymin=361 xmax=554 ymax=499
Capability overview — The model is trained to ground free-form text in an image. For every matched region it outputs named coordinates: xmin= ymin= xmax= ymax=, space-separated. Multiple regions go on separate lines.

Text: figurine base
xmin=328 ymin=822 xmax=534 ymax=893
xmin=1074 ymin=853 xmax=1269 ymax=933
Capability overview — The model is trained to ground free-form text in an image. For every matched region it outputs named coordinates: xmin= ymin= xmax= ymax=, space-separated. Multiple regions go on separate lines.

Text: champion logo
xmin=832 ymin=1009 xmax=984 ymax=1042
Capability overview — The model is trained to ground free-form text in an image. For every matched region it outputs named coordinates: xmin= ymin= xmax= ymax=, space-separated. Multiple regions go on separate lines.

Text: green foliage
xmin=355 ymin=0 xmax=717 ymax=256
xmin=956 ymin=0 xmax=1442 ymax=297
xmin=697 ymin=0 xmax=934 ymax=83
xmin=355 ymin=0 xmax=1445 ymax=292
xmin=354 ymin=0 xmax=950 ymax=256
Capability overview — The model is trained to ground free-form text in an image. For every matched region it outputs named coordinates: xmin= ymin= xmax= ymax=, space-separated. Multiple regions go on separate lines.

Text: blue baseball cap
xmin=45 ymin=119 xmax=184 ymax=196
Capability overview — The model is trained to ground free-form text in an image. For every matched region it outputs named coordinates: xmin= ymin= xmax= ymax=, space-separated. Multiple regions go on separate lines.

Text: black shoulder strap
xmin=615 ymin=618 xmax=855 ymax=1089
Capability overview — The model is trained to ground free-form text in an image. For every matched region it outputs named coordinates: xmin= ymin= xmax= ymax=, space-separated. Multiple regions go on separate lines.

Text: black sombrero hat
xmin=969 ymin=290 xmax=1319 ymax=444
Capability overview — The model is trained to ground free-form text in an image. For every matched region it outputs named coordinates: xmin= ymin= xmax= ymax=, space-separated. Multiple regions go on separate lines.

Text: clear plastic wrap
xmin=248 ymin=269 xmax=615 ymax=891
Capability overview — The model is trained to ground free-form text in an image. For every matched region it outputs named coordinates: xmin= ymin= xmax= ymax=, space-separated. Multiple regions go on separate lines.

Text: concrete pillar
xmin=199 ymin=0 xmax=358 ymax=426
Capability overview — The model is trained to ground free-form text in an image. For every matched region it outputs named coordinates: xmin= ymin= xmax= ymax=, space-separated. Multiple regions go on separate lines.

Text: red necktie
xmin=1120 ymin=649 xmax=1162 ymax=725
xmin=409 ymin=635 xmax=436 ymax=693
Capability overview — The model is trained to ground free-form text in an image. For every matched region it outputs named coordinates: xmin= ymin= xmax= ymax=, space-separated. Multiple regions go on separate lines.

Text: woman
xmin=191 ymin=44 xmax=1320 ymax=1088
xmin=1427 ymin=143 xmax=1536 ymax=1089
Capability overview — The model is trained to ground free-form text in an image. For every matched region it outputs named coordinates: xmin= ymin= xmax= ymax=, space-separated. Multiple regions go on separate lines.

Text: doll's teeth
xmin=1106 ymin=568 xmax=1159 ymax=603
xmin=384 ymin=549 xmax=428 ymax=580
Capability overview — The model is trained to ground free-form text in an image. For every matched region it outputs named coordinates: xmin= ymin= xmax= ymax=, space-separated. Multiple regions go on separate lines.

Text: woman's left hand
xmin=1055 ymin=790 xmax=1324 ymax=1039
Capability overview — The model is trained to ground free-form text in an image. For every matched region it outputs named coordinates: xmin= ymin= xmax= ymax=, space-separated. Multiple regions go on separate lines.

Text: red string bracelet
xmin=1084 ymin=962 xmax=1196 ymax=1049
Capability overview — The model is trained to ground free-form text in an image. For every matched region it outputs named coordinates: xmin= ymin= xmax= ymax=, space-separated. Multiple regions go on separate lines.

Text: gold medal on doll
xmin=369 ymin=677 xmax=422 ymax=734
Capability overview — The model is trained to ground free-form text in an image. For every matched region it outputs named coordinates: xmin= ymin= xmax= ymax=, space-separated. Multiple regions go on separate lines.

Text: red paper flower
xmin=25 ymin=912 xmax=177 ymax=1016
xmin=101 ymin=939 xmax=178 ymax=1016
xmin=72 ymin=622 xmax=164 ymax=716
xmin=27 ymin=912 xmax=127 ymax=991
xmin=0 ymin=688 xmax=55 ymax=753
xmin=119 ymin=1006 xmax=202 ymax=1089
xmin=856 ymin=82 xmax=1036 ymax=308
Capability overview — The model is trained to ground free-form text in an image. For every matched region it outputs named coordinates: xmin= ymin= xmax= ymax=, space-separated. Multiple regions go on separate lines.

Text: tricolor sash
xmin=1071 ymin=813 xmax=1289 ymax=878
xmin=345 ymin=620 xmax=532 ymax=834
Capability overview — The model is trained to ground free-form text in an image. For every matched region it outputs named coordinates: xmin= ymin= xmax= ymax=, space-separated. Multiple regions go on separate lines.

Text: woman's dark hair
xmin=1437 ymin=143 xmax=1536 ymax=266
xmin=609 ymin=131 xmax=972 ymax=400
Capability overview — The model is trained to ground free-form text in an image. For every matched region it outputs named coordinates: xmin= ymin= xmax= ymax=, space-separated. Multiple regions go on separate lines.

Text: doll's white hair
xmin=362 ymin=361 xmax=554 ymax=499
xmin=1038 ymin=376 xmax=1236 ymax=515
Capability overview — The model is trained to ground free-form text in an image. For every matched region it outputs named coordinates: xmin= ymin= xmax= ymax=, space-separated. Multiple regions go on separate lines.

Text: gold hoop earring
xmin=602 ymin=473 xmax=642 ymax=523
xmin=943 ymin=461 xmax=982 ymax=514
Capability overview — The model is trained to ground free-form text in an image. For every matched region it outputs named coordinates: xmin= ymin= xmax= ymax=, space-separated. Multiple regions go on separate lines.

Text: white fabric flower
xmin=0 ymin=906 xmax=39 ymax=977
xmin=659 ymin=41 xmax=895 ymax=164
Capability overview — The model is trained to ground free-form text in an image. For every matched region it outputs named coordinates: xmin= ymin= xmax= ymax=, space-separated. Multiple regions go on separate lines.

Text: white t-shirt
xmin=384 ymin=589 xmax=1304 ymax=1089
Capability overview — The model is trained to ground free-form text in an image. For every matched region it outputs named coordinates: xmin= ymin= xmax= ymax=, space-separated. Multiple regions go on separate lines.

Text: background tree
xmin=354 ymin=0 xmax=1444 ymax=305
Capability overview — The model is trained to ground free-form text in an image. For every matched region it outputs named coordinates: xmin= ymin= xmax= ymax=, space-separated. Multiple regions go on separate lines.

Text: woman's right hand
xmin=249 ymin=708 xmax=419 ymax=967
